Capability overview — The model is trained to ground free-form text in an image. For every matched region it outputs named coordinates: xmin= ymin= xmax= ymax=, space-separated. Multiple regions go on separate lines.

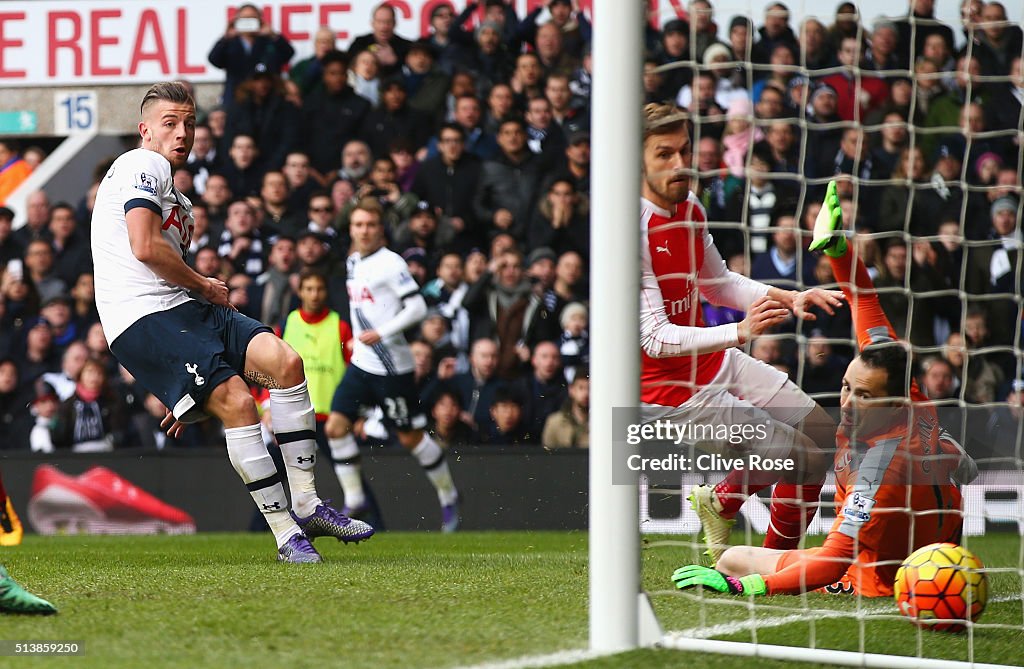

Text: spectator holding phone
xmin=208 ymin=3 xmax=295 ymax=107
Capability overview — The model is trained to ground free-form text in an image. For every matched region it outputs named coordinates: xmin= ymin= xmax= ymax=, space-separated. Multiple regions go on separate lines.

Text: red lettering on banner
xmin=177 ymin=9 xmax=205 ymax=75
xmin=48 ymin=12 xmax=83 ymax=78
xmin=90 ymin=9 xmax=122 ymax=76
xmin=280 ymin=5 xmax=313 ymax=43
xmin=225 ymin=6 xmax=274 ymax=27
xmin=130 ymin=10 xmax=170 ymax=75
xmin=318 ymin=4 xmax=352 ymax=40
xmin=665 ymin=0 xmax=688 ymax=20
xmin=459 ymin=2 xmax=483 ymax=27
xmin=0 ymin=12 xmax=26 ymax=78
xmin=419 ymin=0 xmax=453 ymax=37
xmin=386 ymin=2 xmax=413 ymax=21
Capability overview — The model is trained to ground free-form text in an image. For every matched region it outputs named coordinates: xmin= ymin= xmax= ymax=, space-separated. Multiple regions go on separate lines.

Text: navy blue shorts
xmin=330 ymin=364 xmax=426 ymax=432
xmin=110 ymin=301 xmax=272 ymax=423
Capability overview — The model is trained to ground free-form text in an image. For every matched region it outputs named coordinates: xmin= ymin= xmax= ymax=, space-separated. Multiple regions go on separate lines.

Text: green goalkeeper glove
xmin=809 ymin=180 xmax=848 ymax=258
xmin=671 ymin=565 xmax=767 ymax=596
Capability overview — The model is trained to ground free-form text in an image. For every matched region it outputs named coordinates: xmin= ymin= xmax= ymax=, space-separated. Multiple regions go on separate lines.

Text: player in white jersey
xmin=325 ymin=198 xmax=461 ymax=532
xmin=91 ymin=82 xmax=373 ymax=563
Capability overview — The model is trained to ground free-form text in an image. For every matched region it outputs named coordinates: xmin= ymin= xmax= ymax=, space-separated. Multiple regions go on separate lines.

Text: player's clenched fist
xmin=201 ymin=276 xmax=232 ymax=308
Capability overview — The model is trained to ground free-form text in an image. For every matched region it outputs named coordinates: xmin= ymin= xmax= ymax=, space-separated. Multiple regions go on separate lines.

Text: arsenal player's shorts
xmin=110 ymin=300 xmax=272 ymax=424
xmin=641 ymin=348 xmax=816 ymax=460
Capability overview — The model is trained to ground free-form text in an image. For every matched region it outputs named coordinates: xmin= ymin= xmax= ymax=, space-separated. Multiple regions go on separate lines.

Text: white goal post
xmin=588 ymin=0 xmax=645 ymax=654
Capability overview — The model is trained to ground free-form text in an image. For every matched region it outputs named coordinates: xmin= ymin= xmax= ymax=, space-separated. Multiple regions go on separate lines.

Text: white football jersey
xmin=91 ymin=149 xmax=195 ymax=343
xmin=347 ymin=247 xmax=419 ymax=375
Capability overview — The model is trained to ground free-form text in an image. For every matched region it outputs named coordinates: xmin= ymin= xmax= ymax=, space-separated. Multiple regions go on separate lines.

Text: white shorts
xmin=641 ymin=348 xmax=816 ymax=460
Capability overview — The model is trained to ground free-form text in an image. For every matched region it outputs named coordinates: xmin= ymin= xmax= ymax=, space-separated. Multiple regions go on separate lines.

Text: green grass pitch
xmin=2 ymin=531 xmax=1021 ymax=668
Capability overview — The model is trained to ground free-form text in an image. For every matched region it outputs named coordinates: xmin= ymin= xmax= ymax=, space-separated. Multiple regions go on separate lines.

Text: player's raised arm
xmin=810 ymin=180 xmax=897 ymax=351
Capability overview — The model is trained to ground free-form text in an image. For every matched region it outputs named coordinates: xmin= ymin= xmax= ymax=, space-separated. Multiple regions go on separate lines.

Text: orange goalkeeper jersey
xmin=765 ymin=250 xmax=965 ymax=597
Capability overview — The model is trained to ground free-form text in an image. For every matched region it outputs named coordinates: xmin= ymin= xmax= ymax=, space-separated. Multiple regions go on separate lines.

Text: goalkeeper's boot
xmin=688 ymin=484 xmax=735 ymax=566
xmin=277 ymin=533 xmax=322 ymax=564
xmin=0 ymin=566 xmax=57 ymax=614
xmin=0 ymin=497 xmax=23 ymax=546
xmin=292 ymin=500 xmax=374 ymax=544
xmin=809 ymin=180 xmax=848 ymax=258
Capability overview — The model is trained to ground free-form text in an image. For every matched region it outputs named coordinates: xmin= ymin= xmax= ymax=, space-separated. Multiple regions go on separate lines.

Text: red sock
xmin=713 ymin=468 xmax=776 ymax=518
xmin=764 ymin=483 xmax=823 ymax=549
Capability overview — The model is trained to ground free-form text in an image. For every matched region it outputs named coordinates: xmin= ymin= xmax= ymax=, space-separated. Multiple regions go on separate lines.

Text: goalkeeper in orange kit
xmin=672 ymin=181 xmax=978 ymax=597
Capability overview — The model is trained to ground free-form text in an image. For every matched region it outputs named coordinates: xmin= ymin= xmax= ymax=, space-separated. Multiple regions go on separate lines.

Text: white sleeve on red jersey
xmin=640 ymin=196 xmax=745 ymax=358
xmin=697 ymin=227 xmax=770 ymax=310
xmin=639 ymin=273 xmax=743 ymax=358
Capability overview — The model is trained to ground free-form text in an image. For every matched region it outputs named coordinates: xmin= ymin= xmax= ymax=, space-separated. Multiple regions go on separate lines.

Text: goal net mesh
xmin=642 ymin=0 xmax=1024 ymax=665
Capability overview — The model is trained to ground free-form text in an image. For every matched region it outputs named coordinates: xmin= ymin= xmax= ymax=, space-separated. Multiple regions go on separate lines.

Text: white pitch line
xmin=668 ymin=594 xmax=1022 ymax=640
xmin=448 ymin=595 xmax=1023 ymax=669
xmin=670 ymin=607 xmax=888 ymax=639
xmin=446 ymin=648 xmax=609 ymax=669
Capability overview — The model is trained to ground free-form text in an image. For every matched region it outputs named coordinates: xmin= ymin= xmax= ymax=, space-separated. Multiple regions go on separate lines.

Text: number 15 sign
xmin=54 ymin=90 xmax=98 ymax=134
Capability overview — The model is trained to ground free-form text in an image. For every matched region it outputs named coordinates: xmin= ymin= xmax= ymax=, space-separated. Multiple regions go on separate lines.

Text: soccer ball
xmin=894 ymin=542 xmax=987 ymax=632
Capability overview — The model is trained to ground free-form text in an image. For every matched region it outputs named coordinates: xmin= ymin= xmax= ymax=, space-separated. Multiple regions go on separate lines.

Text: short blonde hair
xmin=351 ymin=196 xmax=384 ymax=221
xmin=643 ymin=103 xmax=691 ymax=142
xmin=140 ymin=82 xmax=195 ymax=116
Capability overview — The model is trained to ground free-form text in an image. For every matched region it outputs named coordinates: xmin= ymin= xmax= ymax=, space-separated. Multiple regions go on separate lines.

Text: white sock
xmin=270 ymin=381 xmax=322 ymax=517
xmin=329 ymin=433 xmax=366 ymax=510
xmin=225 ymin=424 xmax=299 ymax=548
xmin=411 ymin=433 xmax=458 ymax=506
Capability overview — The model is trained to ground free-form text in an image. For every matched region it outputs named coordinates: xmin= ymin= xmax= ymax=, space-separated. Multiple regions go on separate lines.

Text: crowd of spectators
xmin=0 ymin=0 xmax=1022 ymax=459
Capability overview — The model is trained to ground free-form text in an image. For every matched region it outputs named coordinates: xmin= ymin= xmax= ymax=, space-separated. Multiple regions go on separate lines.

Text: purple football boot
xmin=277 ymin=533 xmax=322 ymax=563
xmin=441 ymin=496 xmax=460 ymax=533
xmin=292 ymin=500 xmax=375 ymax=544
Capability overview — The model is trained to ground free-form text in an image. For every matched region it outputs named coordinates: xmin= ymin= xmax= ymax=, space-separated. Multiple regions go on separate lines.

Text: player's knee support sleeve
xmin=269 ymin=381 xmax=316 ymax=435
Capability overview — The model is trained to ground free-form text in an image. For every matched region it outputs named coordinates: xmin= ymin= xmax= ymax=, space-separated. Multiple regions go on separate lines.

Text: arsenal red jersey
xmin=640 ymin=194 xmax=726 ymax=405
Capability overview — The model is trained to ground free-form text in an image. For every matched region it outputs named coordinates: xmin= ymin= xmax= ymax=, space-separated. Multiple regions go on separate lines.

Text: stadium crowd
xmin=0 ymin=0 xmax=1021 ymax=457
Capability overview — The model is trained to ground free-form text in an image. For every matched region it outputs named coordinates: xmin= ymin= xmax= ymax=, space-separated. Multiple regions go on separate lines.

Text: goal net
xmin=589 ymin=0 xmax=1024 ymax=667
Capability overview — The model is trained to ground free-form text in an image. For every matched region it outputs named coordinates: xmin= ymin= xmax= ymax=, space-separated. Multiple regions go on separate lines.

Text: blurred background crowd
xmin=0 ymin=0 xmax=1021 ymax=458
